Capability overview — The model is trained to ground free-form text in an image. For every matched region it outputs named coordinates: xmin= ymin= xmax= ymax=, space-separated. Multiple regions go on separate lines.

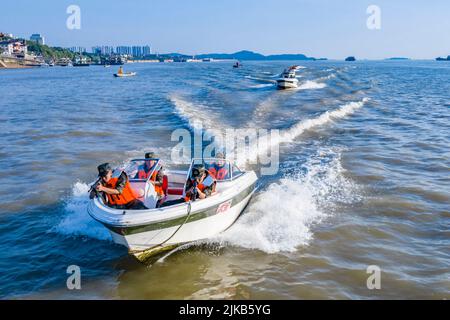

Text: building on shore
xmin=92 ymin=45 xmax=152 ymax=58
xmin=142 ymin=45 xmax=151 ymax=55
xmin=1 ymin=39 xmax=28 ymax=56
xmin=116 ymin=46 xmax=132 ymax=55
xmin=30 ymin=33 xmax=45 ymax=45
xmin=100 ymin=54 xmax=126 ymax=65
xmin=69 ymin=46 xmax=87 ymax=54
xmin=1 ymin=38 xmax=45 ymax=68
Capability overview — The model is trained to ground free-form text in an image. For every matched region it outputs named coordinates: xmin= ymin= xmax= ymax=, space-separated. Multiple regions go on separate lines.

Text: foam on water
xmin=245 ymin=75 xmax=277 ymax=83
xmin=170 ymin=94 xmax=219 ymax=131
xmin=236 ymin=98 xmax=369 ymax=167
xmin=52 ymin=181 xmax=112 ymax=241
xmin=297 ymin=80 xmax=327 ymax=90
xmin=318 ymin=73 xmax=336 ymax=81
xmin=249 ymin=83 xmax=274 ymax=89
xmin=252 ymin=94 xmax=281 ymax=118
xmin=215 ymin=148 xmax=357 ymax=253
xmin=282 ymin=98 xmax=369 ymax=141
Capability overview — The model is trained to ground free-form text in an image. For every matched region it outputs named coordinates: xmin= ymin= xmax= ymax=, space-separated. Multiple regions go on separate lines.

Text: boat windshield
xmin=121 ymin=158 xmax=161 ymax=181
xmin=190 ymin=158 xmax=234 ymax=181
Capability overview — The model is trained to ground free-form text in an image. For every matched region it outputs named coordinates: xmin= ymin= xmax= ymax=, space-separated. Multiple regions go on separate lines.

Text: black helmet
xmin=97 ymin=163 xmax=112 ymax=177
xmin=191 ymin=164 xmax=206 ymax=179
xmin=145 ymin=152 xmax=156 ymax=159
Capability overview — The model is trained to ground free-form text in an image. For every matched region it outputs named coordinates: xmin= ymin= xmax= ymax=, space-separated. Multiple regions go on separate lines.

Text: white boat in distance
xmin=88 ymin=158 xmax=258 ymax=261
xmin=276 ymin=67 xmax=299 ymax=89
xmin=113 ymin=72 xmax=136 ymax=77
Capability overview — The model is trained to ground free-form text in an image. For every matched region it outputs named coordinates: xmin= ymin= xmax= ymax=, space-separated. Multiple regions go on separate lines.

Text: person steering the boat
xmin=208 ymin=152 xmax=229 ymax=180
xmin=184 ymin=164 xmax=216 ymax=201
xmin=90 ymin=163 xmax=147 ymax=210
xmin=135 ymin=152 xmax=165 ymax=199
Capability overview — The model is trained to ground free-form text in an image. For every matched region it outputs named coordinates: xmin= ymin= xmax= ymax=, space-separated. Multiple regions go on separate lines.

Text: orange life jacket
xmin=150 ymin=170 xmax=164 ymax=196
xmin=209 ymin=166 xmax=228 ymax=180
xmin=184 ymin=180 xmax=207 ymax=202
xmin=137 ymin=167 xmax=164 ymax=196
xmin=104 ymin=175 xmax=137 ymax=206
xmin=137 ymin=168 xmax=150 ymax=180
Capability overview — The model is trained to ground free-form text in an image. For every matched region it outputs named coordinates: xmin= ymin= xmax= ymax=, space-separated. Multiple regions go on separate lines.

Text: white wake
xmin=215 ymin=148 xmax=359 ymax=253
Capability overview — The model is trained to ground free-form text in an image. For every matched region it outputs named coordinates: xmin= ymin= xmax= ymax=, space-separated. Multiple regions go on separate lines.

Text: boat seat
xmin=168 ymin=188 xmax=184 ymax=195
xmin=162 ymin=175 xmax=168 ymax=195
xmin=167 ymin=181 xmax=185 ymax=195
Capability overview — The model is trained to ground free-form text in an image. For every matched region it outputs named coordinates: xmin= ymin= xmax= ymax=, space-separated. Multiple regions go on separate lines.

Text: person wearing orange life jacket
xmin=208 ymin=152 xmax=229 ymax=180
xmin=135 ymin=152 xmax=165 ymax=198
xmin=158 ymin=164 xmax=215 ymax=208
xmin=90 ymin=163 xmax=147 ymax=210
xmin=184 ymin=164 xmax=216 ymax=202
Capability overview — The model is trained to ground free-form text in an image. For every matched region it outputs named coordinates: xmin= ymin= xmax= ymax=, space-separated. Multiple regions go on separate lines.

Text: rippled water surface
xmin=0 ymin=60 xmax=449 ymax=299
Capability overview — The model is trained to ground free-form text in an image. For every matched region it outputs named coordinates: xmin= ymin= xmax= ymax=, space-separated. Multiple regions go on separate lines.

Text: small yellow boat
xmin=113 ymin=66 xmax=136 ymax=77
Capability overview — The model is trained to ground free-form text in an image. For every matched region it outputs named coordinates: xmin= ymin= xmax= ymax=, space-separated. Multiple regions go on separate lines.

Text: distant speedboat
xmin=276 ymin=69 xmax=299 ymax=89
xmin=233 ymin=61 xmax=242 ymax=68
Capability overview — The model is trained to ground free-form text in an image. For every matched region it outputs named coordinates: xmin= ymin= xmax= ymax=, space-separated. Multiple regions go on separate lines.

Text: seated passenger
xmin=184 ymin=164 xmax=216 ymax=201
xmin=90 ymin=163 xmax=147 ymax=210
xmin=136 ymin=152 xmax=166 ymax=203
xmin=158 ymin=164 xmax=216 ymax=208
xmin=135 ymin=152 xmax=157 ymax=180
xmin=208 ymin=152 xmax=229 ymax=180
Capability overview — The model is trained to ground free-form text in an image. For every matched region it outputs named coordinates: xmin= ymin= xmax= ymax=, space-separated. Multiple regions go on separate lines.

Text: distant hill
xmin=196 ymin=50 xmax=317 ymax=61
xmin=436 ymin=56 xmax=450 ymax=61
xmin=26 ymin=41 xmax=76 ymax=60
xmin=386 ymin=57 xmax=410 ymax=60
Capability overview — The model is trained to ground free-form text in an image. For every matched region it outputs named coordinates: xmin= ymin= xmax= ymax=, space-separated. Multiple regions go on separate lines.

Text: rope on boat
xmin=156 ymin=200 xmax=193 ymax=247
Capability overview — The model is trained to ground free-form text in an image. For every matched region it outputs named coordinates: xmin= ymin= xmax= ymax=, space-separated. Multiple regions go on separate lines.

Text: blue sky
xmin=1 ymin=0 xmax=449 ymax=59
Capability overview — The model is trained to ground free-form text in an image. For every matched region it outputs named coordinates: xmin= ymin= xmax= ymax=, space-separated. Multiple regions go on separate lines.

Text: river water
xmin=0 ymin=60 xmax=448 ymax=299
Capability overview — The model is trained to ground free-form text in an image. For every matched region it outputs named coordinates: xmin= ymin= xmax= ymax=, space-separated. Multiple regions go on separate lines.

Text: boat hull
xmin=88 ymin=171 xmax=257 ymax=260
xmin=114 ymin=72 xmax=136 ymax=77
xmin=113 ymin=190 xmax=253 ymax=261
xmin=276 ymin=79 xmax=298 ymax=89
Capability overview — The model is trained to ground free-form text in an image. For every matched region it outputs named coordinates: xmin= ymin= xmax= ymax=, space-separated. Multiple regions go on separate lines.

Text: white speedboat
xmin=276 ymin=69 xmax=299 ymax=89
xmin=88 ymin=158 xmax=257 ymax=261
